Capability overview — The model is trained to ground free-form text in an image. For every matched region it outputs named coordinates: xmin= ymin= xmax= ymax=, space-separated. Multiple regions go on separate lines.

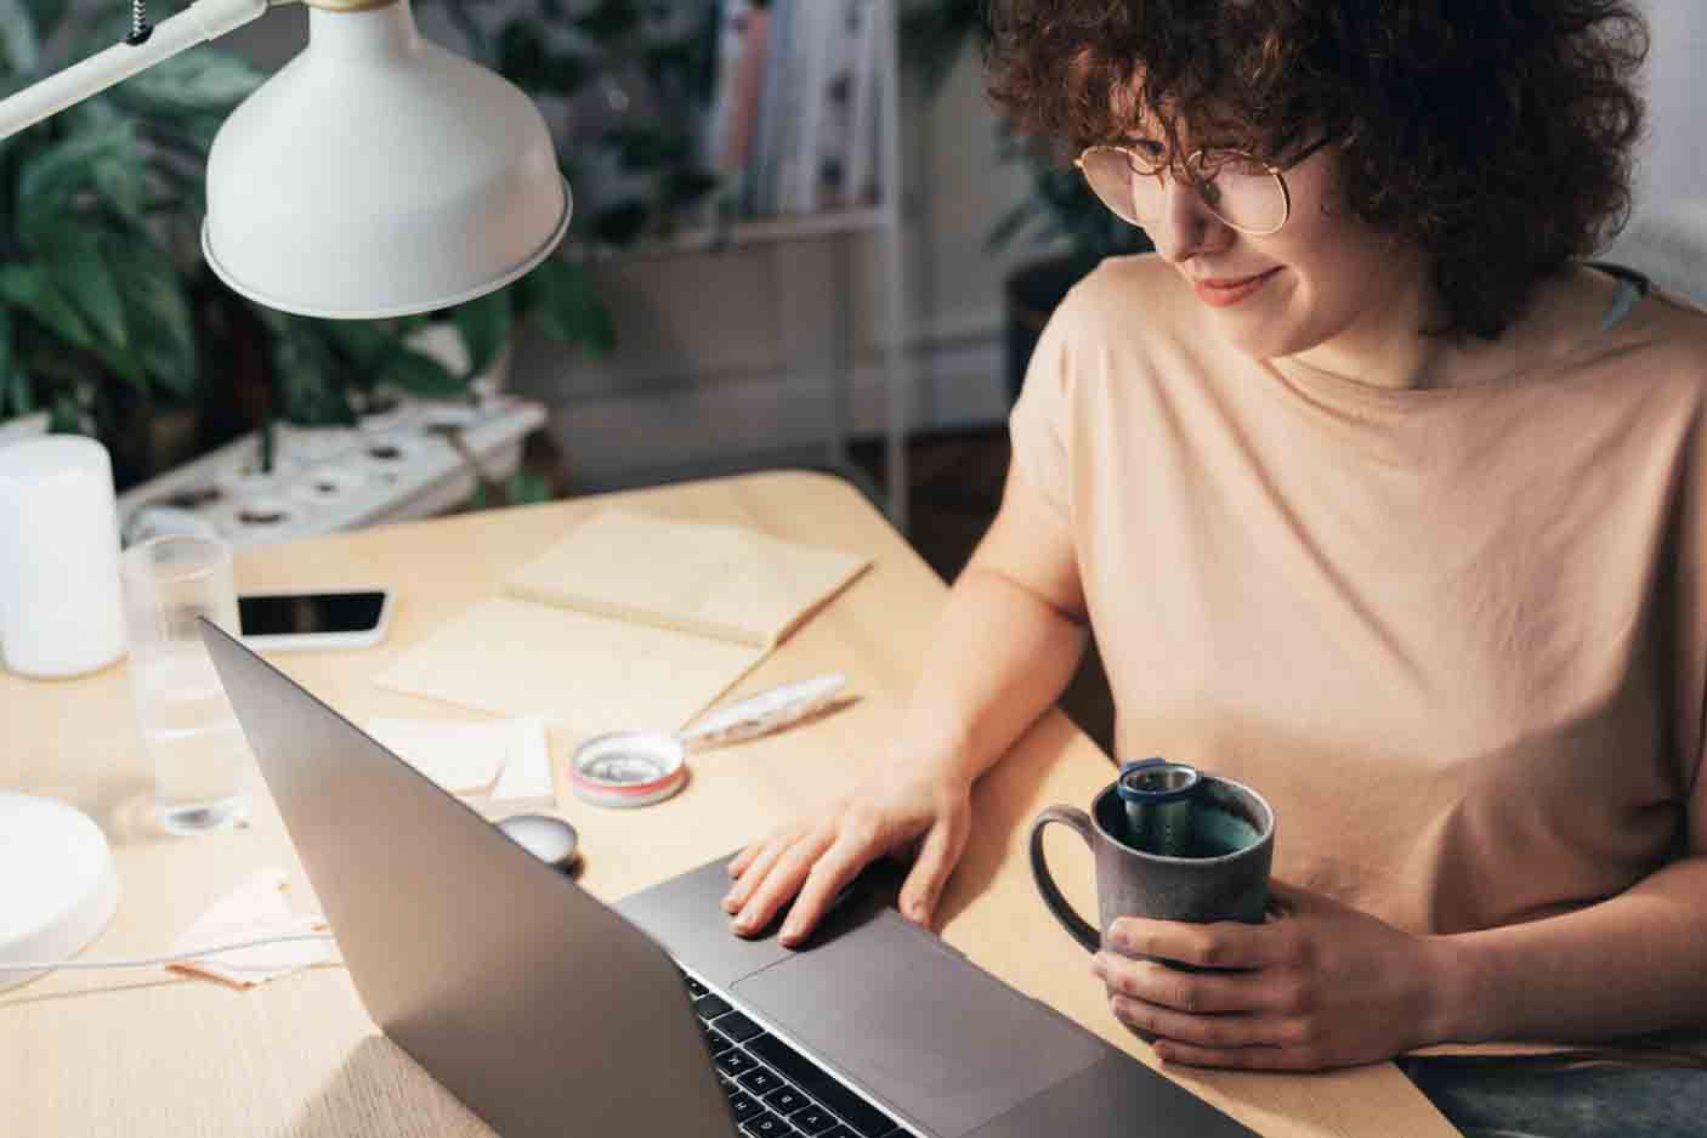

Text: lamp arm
xmin=0 ymin=0 xmax=276 ymax=141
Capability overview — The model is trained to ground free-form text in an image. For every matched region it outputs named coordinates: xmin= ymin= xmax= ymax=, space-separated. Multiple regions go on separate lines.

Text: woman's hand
xmin=723 ymin=768 xmax=974 ymax=948
xmin=1091 ymin=881 xmax=1456 ymax=1070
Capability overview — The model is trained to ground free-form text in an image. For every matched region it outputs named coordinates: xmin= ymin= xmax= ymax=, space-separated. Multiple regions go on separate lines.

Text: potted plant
xmin=898 ymin=0 xmax=1151 ymax=402
xmin=0 ymin=0 xmax=266 ymax=485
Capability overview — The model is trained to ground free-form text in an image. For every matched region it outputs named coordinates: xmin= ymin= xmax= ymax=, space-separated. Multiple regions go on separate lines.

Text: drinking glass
xmin=121 ymin=535 xmax=252 ymax=834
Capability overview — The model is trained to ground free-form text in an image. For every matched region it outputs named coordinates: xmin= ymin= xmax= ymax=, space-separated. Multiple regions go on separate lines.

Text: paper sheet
xmin=167 ymin=869 xmax=338 ymax=989
xmin=503 ymin=509 xmax=871 ymax=648
xmin=374 ymin=597 xmax=766 ymax=738
xmin=490 ymin=718 xmax=554 ymax=806
xmin=366 ymin=718 xmax=507 ymax=793
xmin=366 ymin=716 xmax=553 ymax=806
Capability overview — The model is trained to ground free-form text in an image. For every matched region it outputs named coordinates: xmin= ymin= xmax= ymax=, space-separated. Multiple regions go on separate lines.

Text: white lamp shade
xmin=202 ymin=0 xmax=571 ymax=319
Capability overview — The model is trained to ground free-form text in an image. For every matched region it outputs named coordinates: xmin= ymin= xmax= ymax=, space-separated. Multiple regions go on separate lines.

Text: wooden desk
xmin=0 ymin=471 xmax=1456 ymax=1137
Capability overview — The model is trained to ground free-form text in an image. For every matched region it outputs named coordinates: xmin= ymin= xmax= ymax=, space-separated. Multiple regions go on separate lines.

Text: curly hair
xmin=985 ymin=1 xmax=1649 ymax=340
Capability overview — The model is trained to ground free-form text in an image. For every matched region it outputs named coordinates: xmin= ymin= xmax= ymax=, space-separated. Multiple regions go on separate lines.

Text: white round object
xmin=0 ymin=436 xmax=127 ymax=678
xmin=202 ymin=0 xmax=571 ymax=319
xmin=0 ymin=794 xmax=120 ymax=992
xmin=571 ymin=732 xmax=688 ymax=809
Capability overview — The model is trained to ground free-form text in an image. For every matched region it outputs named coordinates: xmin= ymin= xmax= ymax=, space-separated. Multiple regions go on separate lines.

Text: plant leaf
xmin=38 ymin=227 xmax=128 ymax=351
xmin=573 ymin=0 xmax=640 ymax=41
xmin=115 ymin=49 xmax=264 ymax=116
xmin=322 ymin=319 xmax=403 ymax=373
xmin=0 ymin=0 xmax=40 ymax=76
xmin=0 ymin=308 xmax=18 ymax=416
xmin=15 ymin=122 xmax=136 ymax=239
xmin=521 ymin=258 xmax=615 ymax=353
xmin=451 ymin=288 xmax=513 ymax=379
xmin=0 ymin=264 xmax=94 ymax=350
xmin=378 ymin=348 xmax=468 ymax=397
xmin=106 ymin=236 xmax=196 ymax=397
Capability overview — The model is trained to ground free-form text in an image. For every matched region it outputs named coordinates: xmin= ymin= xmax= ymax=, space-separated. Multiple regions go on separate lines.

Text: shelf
xmin=573 ymin=204 xmax=894 ymax=263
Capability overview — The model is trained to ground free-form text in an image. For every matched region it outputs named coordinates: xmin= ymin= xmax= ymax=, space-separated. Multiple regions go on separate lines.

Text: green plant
xmin=0 ymin=0 xmax=264 ymax=443
xmin=427 ymin=0 xmax=722 ymax=246
xmin=257 ymin=258 xmax=618 ymax=429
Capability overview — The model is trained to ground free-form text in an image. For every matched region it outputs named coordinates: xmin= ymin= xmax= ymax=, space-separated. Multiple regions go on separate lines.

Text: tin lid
xmin=1116 ymin=758 xmax=1202 ymax=804
xmin=570 ymin=732 xmax=687 ymax=810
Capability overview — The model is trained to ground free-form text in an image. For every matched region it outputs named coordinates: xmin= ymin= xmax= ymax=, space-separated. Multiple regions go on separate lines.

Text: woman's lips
xmin=1194 ymin=267 xmax=1281 ymax=308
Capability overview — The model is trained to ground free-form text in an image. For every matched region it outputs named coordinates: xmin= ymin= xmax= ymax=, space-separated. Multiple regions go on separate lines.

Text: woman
xmin=725 ymin=3 xmax=1707 ymax=1133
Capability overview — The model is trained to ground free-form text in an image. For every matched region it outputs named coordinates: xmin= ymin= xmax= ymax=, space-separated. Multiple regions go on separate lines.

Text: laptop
xmin=200 ymin=621 xmax=1255 ymax=1138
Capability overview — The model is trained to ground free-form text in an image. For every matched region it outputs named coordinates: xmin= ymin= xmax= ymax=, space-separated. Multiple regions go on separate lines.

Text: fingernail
xmin=778 ymin=925 xmax=800 ymax=947
xmin=721 ymin=895 xmax=740 ymax=912
xmin=907 ymin=900 xmax=928 ymax=922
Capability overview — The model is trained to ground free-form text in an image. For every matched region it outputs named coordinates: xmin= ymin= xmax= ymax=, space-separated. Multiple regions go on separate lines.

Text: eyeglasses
xmin=1074 ymin=137 xmax=1331 ymax=237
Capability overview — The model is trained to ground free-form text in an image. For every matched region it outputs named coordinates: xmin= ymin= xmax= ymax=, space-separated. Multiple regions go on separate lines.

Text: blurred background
xmin=1 ymin=0 xmax=1702 ymax=751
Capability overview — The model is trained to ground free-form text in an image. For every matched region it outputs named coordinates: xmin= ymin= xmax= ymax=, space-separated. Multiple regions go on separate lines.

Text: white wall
xmin=1630 ymin=0 xmax=1707 ymax=214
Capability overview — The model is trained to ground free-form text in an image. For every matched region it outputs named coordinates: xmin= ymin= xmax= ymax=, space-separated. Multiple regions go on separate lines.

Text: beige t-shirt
xmin=1011 ymin=254 xmax=1707 ymax=941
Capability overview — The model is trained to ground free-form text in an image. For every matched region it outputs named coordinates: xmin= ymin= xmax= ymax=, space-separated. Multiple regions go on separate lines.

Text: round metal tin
xmin=570 ymin=731 xmax=687 ymax=809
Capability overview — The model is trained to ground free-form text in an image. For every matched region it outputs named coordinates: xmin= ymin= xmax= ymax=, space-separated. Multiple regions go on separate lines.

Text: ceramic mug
xmin=1029 ymin=770 xmax=1276 ymax=956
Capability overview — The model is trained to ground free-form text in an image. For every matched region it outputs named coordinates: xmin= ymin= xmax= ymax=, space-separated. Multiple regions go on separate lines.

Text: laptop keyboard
xmin=682 ymin=972 xmax=917 ymax=1138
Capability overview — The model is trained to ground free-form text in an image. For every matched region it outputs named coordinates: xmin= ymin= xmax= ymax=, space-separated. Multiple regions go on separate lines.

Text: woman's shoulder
xmin=1610 ymin=277 xmax=1707 ymax=410
xmin=1051 ymin=252 xmax=1197 ymax=340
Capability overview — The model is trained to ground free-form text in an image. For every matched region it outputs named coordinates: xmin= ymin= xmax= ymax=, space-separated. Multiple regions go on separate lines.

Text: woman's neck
xmin=1274 ymin=267 xmax=1613 ymax=393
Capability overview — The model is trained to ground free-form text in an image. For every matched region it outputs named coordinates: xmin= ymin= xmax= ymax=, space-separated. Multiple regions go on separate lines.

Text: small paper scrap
xmin=367 ymin=716 xmax=555 ymax=808
xmin=167 ymin=869 xmax=338 ymax=990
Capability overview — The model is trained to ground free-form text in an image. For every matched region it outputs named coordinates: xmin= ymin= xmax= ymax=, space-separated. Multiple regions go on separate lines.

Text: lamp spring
xmin=125 ymin=0 xmax=152 ymax=45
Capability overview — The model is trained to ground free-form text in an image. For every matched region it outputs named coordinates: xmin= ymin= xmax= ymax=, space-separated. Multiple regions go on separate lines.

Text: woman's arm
xmin=723 ymin=465 xmax=1092 ymax=945
xmin=1090 ymin=854 xmax=1707 ymax=1070
xmin=1437 ymin=853 xmax=1707 ymax=1044
xmin=892 ymin=464 xmax=1092 ymax=793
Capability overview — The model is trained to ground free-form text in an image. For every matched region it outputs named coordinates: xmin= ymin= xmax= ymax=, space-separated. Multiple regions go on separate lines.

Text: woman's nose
xmin=1147 ymin=176 xmax=1226 ymax=264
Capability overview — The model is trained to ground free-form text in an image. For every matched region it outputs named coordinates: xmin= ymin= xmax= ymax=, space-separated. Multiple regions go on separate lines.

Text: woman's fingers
xmin=897 ymin=810 xmax=967 ymax=925
xmin=723 ymin=823 xmax=810 ymax=913
xmin=727 ymin=838 xmax=765 ymax=879
xmin=731 ymin=824 xmax=838 ymax=937
xmin=1092 ymin=953 xmax=1296 ymax=1016
xmin=1107 ymin=994 xmax=1306 ymax=1054
xmin=779 ymin=832 xmax=883 ymax=947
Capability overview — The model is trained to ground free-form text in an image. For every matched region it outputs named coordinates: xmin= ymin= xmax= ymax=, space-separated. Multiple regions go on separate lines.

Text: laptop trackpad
xmin=732 ymin=914 xmax=1104 ymax=1138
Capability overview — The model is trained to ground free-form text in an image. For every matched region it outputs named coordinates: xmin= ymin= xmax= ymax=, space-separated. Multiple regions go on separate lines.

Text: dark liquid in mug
xmin=1098 ymin=794 xmax=1261 ymax=859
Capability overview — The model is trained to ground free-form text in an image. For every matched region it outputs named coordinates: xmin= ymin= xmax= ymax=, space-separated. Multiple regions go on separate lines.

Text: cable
xmin=0 ymin=932 xmax=338 ymax=972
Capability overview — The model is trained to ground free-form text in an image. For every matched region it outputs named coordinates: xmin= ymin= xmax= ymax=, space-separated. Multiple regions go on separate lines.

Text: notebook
xmin=374 ymin=510 xmax=870 ymax=740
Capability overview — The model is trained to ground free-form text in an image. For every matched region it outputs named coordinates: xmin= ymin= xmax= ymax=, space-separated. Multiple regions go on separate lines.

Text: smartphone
xmin=238 ymin=589 xmax=395 ymax=651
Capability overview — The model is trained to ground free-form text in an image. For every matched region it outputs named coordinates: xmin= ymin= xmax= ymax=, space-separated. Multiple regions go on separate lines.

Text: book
xmin=749 ymin=0 xmax=796 ymax=217
xmin=374 ymin=510 xmax=871 ymax=740
xmin=811 ymin=0 xmax=865 ymax=210
xmin=503 ymin=509 xmax=870 ymax=649
xmin=703 ymin=0 xmax=750 ymax=177
xmin=842 ymin=0 xmax=882 ymax=210
xmin=782 ymin=0 xmax=837 ymax=213
xmin=725 ymin=4 xmax=771 ymax=178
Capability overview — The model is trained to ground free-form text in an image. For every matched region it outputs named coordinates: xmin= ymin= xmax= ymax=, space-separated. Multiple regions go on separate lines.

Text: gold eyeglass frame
xmin=1074 ymin=136 xmax=1332 ymax=237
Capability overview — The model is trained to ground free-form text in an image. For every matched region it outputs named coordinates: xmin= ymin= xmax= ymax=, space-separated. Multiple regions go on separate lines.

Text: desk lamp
xmin=0 ymin=0 xmax=572 ymax=317
xmin=0 ymin=0 xmax=570 ymax=986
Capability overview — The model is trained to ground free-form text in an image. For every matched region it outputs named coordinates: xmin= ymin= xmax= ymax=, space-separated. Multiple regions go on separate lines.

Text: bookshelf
xmin=573 ymin=0 xmax=917 ymax=531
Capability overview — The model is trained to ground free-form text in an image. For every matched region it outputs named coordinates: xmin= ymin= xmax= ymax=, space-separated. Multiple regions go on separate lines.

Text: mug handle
xmin=1029 ymin=805 xmax=1100 ymax=953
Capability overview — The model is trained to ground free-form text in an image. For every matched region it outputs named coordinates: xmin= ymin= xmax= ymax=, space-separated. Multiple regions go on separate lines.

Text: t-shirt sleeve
xmin=1006 ymin=298 xmax=1078 ymax=524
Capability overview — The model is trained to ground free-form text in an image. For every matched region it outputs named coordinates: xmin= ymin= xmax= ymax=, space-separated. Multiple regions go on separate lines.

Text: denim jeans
xmin=1398 ymin=1055 xmax=1707 ymax=1138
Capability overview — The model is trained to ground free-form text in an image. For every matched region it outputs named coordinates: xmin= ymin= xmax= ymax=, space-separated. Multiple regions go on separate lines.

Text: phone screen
xmin=239 ymin=591 xmax=387 ymax=638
